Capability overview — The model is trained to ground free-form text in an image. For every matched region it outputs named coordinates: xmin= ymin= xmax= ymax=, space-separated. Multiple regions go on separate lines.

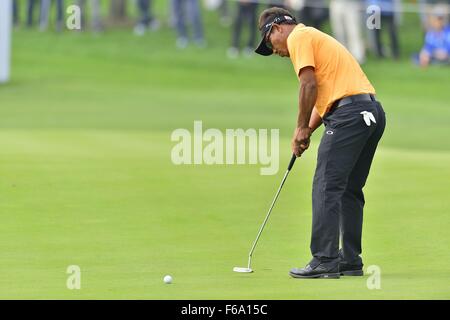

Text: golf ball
xmin=163 ymin=275 xmax=172 ymax=284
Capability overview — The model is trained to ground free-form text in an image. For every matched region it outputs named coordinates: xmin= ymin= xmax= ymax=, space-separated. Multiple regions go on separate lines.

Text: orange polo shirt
xmin=287 ymin=24 xmax=376 ymax=117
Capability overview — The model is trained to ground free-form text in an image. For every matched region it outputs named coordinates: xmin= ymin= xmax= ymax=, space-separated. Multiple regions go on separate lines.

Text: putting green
xmin=0 ymin=10 xmax=449 ymax=299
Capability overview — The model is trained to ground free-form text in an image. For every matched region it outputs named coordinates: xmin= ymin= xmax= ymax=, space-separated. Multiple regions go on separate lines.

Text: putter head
xmin=233 ymin=267 xmax=253 ymax=273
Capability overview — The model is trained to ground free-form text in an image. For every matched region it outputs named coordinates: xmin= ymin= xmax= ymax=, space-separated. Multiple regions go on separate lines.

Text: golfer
xmin=255 ymin=7 xmax=386 ymax=278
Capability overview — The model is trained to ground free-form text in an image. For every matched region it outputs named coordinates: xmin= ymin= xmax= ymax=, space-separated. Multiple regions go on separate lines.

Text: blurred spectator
xmin=219 ymin=0 xmax=232 ymax=27
xmin=13 ymin=0 xmax=19 ymax=26
xmin=330 ymin=0 xmax=366 ymax=63
xmin=418 ymin=0 xmax=445 ymax=29
xmin=27 ymin=0 xmax=39 ymax=28
xmin=419 ymin=1 xmax=450 ymax=30
xmin=169 ymin=0 xmax=177 ymax=28
xmin=134 ymin=0 xmax=160 ymax=36
xmin=77 ymin=0 xmax=103 ymax=32
xmin=366 ymin=0 xmax=400 ymax=59
xmin=228 ymin=0 xmax=259 ymax=58
xmin=415 ymin=5 xmax=450 ymax=66
xmin=295 ymin=0 xmax=329 ymax=30
xmin=110 ymin=0 xmax=128 ymax=23
xmin=39 ymin=0 xmax=65 ymax=32
xmin=172 ymin=0 xmax=205 ymax=48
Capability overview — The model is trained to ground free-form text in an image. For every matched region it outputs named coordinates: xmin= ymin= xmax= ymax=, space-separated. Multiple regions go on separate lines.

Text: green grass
xmin=0 ymin=9 xmax=449 ymax=299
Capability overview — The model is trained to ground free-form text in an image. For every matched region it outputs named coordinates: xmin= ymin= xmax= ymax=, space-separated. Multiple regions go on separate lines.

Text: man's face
xmin=429 ymin=15 xmax=445 ymax=31
xmin=267 ymin=24 xmax=290 ymax=57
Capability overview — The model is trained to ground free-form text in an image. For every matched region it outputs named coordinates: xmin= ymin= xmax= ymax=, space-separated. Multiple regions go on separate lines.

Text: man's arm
xmin=297 ymin=67 xmax=317 ymax=128
xmin=292 ymin=66 xmax=318 ymax=157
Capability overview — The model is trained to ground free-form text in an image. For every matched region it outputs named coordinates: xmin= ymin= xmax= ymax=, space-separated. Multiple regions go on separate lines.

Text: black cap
xmin=255 ymin=14 xmax=296 ymax=56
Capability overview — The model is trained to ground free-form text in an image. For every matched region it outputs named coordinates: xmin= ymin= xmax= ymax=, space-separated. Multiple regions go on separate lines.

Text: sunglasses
xmin=265 ymin=24 xmax=275 ymax=50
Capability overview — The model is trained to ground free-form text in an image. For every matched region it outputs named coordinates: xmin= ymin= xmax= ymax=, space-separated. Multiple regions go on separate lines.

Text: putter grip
xmin=287 ymin=153 xmax=297 ymax=171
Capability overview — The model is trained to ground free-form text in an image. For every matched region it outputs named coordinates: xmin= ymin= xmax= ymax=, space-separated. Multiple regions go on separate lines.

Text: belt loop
xmin=370 ymin=94 xmax=375 ymax=101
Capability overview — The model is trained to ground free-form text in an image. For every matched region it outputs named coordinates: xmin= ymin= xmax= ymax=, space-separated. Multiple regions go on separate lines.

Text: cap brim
xmin=255 ymin=37 xmax=274 ymax=56
xmin=255 ymin=23 xmax=274 ymax=56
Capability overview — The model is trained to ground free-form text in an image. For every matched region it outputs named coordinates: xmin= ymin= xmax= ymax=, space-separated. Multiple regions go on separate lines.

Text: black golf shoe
xmin=339 ymin=263 xmax=364 ymax=276
xmin=289 ymin=260 xmax=340 ymax=279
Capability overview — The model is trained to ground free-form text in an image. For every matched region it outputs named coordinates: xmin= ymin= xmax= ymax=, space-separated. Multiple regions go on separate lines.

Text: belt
xmin=330 ymin=93 xmax=376 ymax=112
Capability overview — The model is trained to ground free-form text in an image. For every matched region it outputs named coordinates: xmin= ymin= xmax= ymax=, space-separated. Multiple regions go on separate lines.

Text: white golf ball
xmin=163 ymin=275 xmax=172 ymax=284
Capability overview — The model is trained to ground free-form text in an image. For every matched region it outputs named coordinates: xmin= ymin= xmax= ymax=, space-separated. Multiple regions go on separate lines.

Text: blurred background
xmin=1 ymin=0 xmax=449 ymax=134
xmin=4 ymin=0 xmax=450 ymax=63
xmin=0 ymin=0 xmax=449 ymax=299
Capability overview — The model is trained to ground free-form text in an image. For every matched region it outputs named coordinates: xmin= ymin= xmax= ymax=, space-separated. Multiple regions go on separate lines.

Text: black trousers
xmin=27 ymin=0 xmax=38 ymax=27
xmin=297 ymin=1 xmax=328 ymax=30
xmin=137 ymin=0 xmax=154 ymax=26
xmin=231 ymin=3 xmax=258 ymax=49
xmin=311 ymin=100 xmax=386 ymax=266
xmin=13 ymin=0 xmax=19 ymax=25
xmin=373 ymin=15 xmax=400 ymax=59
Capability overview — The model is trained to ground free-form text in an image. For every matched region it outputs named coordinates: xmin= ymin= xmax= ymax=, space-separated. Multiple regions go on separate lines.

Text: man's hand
xmin=419 ymin=50 xmax=430 ymax=67
xmin=292 ymin=126 xmax=312 ymax=157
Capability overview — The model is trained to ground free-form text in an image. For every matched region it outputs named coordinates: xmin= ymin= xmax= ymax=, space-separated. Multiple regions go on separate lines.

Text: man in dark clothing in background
xmin=228 ymin=0 xmax=259 ymax=58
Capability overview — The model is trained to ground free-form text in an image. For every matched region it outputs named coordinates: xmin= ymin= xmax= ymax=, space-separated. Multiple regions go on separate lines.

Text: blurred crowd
xmin=10 ymin=0 xmax=450 ymax=67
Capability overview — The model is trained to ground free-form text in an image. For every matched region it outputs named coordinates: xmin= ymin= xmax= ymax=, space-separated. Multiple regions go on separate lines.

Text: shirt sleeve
xmin=421 ymin=32 xmax=434 ymax=55
xmin=288 ymin=30 xmax=316 ymax=77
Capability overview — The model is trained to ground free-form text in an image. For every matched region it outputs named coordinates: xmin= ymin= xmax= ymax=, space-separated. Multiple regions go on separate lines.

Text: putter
xmin=233 ymin=154 xmax=297 ymax=273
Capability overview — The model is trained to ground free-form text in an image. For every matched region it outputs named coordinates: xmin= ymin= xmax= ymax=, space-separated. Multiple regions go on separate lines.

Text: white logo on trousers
xmin=361 ymin=111 xmax=376 ymax=126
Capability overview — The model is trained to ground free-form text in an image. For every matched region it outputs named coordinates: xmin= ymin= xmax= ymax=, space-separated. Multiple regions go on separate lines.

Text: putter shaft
xmin=246 ymin=154 xmax=297 ymax=269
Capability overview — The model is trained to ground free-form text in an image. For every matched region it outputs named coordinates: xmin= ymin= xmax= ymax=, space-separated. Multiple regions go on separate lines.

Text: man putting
xmin=255 ymin=7 xmax=386 ymax=279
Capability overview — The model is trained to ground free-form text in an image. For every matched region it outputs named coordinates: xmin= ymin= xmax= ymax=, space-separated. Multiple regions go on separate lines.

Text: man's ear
xmin=273 ymin=24 xmax=282 ymax=33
